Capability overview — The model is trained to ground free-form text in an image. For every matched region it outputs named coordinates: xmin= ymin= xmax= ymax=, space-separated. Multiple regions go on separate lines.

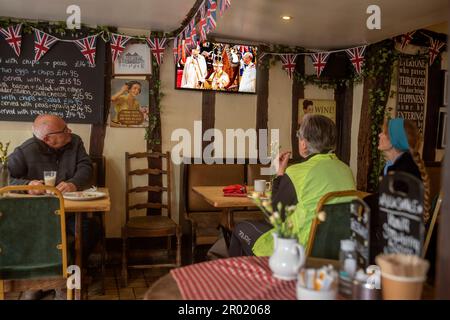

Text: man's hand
xmin=277 ymin=151 xmax=292 ymax=176
xmin=28 ymin=180 xmax=45 ymax=195
xmin=56 ymin=181 xmax=77 ymax=193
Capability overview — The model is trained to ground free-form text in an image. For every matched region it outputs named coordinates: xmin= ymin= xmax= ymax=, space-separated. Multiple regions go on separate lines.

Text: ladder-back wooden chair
xmin=121 ymin=151 xmax=181 ymax=287
xmin=306 ymin=190 xmax=369 ymax=259
xmin=0 ymin=185 xmax=74 ymax=300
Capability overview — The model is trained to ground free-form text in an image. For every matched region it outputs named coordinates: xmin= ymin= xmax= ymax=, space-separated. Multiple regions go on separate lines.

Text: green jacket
xmin=252 ymin=153 xmax=355 ymax=256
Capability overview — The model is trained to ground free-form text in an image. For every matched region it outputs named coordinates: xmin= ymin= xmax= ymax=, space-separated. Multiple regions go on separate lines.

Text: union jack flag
xmin=345 ymin=46 xmax=366 ymax=75
xmin=184 ymin=26 xmax=192 ymax=49
xmin=33 ymin=29 xmax=58 ymax=62
xmin=310 ymin=52 xmax=330 ymax=78
xmin=280 ymin=54 xmax=297 ymax=79
xmin=428 ymin=38 xmax=445 ymax=66
xmin=173 ymin=36 xmax=179 ymax=64
xmin=146 ymin=37 xmax=167 ymax=65
xmin=207 ymin=0 xmax=217 ymax=33
xmin=198 ymin=6 xmax=208 ymax=42
xmin=190 ymin=19 xmax=197 ymax=45
xmin=219 ymin=0 xmax=231 ymax=16
xmin=74 ymin=35 xmax=98 ymax=67
xmin=399 ymin=31 xmax=415 ymax=50
xmin=0 ymin=24 xmax=22 ymax=57
xmin=110 ymin=33 xmax=131 ymax=62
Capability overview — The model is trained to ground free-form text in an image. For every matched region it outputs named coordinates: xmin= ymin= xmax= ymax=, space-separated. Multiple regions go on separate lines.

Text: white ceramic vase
xmin=269 ymin=233 xmax=305 ymax=280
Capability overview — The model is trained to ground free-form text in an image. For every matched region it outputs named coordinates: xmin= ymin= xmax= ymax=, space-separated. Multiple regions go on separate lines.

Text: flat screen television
xmin=175 ymin=41 xmax=258 ymax=93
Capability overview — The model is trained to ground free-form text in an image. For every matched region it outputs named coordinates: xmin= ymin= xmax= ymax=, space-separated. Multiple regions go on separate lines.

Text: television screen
xmin=175 ymin=41 xmax=258 ymax=93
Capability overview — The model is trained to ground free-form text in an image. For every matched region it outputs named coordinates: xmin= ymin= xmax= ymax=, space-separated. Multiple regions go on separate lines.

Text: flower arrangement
xmin=250 ymin=192 xmax=297 ymax=239
xmin=0 ymin=141 xmax=10 ymax=166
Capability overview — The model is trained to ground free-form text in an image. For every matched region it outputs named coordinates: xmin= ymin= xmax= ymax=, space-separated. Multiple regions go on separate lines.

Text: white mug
xmin=254 ymin=179 xmax=267 ymax=193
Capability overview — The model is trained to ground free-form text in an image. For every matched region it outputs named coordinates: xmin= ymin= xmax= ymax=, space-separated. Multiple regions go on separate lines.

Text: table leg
xmin=74 ymin=213 xmax=83 ymax=300
xmin=100 ymin=213 xmax=106 ymax=295
xmin=220 ymin=208 xmax=234 ymax=248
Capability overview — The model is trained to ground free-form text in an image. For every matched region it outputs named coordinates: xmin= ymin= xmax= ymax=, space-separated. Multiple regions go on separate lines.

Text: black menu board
xmin=0 ymin=32 xmax=105 ymax=124
xmin=350 ymin=198 xmax=371 ymax=268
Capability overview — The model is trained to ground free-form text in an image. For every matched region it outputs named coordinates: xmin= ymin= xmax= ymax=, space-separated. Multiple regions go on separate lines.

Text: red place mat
xmin=171 ymin=256 xmax=297 ymax=300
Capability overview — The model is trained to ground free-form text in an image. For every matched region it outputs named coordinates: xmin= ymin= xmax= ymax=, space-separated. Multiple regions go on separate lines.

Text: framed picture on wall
xmin=113 ymin=43 xmax=152 ymax=75
xmin=437 ymin=108 xmax=447 ymax=149
xmin=444 ymin=71 xmax=448 ymax=106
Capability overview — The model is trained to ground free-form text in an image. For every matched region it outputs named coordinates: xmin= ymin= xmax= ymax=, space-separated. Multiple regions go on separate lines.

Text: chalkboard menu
xmin=396 ymin=56 xmax=427 ymax=134
xmin=350 ymin=198 xmax=371 ymax=268
xmin=378 ymin=171 xmax=425 ymax=256
xmin=0 ymin=33 xmax=105 ymax=124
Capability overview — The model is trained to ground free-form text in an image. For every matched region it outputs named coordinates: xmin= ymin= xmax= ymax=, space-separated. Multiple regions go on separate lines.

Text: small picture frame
xmin=444 ymin=71 xmax=448 ymax=106
xmin=113 ymin=43 xmax=152 ymax=75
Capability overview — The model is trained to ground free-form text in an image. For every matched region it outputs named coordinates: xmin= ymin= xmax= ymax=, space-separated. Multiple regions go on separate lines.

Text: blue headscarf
xmin=388 ymin=118 xmax=409 ymax=151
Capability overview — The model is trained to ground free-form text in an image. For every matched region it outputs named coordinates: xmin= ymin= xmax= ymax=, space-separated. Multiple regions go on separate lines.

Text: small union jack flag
xmin=0 ymin=24 xmax=22 ymax=57
xmin=184 ymin=26 xmax=192 ymax=49
xmin=310 ymin=52 xmax=330 ymax=78
xmin=110 ymin=33 xmax=131 ymax=62
xmin=207 ymin=0 xmax=217 ymax=33
xmin=399 ymin=31 xmax=415 ymax=50
xmin=280 ymin=54 xmax=297 ymax=79
xmin=219 ymin=0 xmax=231 ymax=16
xmin=74 ymin=35 xmax=98 ymax=67
xmin=190 ymin=19 xmax=197 ymax=45
xmin=146 ymin=37 xmax=167 ymax=65
xmin=428 ymin=38 xmax=445 ymax=66
xmin=198 ymin=6 xmax=208 ymax=42
xmin=173 ymin=36 xmax=179 ymax=64
xmin=345 ymin=46 xmax=366 ymax=75
xmin=33 ymin=29 xmax=58 ymax=62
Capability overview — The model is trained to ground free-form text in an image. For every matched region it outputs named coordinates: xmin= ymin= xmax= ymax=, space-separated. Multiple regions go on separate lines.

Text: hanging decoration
xmin=110 ymin=33 xmax=132 ymax=63
xmin=428 ymin=38 xmax=445 ymax=66
xmin=0 ymin=23 xmax=22 ymax=57
xmin=189 ymin=19 xmax=197 ymax=45
xmin=73 ymin=34 xmax=98 ymax=66
xmin=219 ymin=0 xmax=231 ymax=16
xmin=33 ymin=28 xmax=58 ymax=62
xmin=345 ymin=45 xmax=366 ymax=75
xmin=310 ymin=52 xmax=330 ymax=77
xmin=280 ymin=54 xmax=297 ymax=79
xmin=172 ymin=36 xmax=179 ymax=64
xmin=198 ymin=6 xmax=208 ymax=42
xmin=399 ymin=31 xmax=415 ymax=50
xmin=207 ymin=0 xmax=217 ymax=33
xmin=146 ymin=37 xmax=167 ymax=65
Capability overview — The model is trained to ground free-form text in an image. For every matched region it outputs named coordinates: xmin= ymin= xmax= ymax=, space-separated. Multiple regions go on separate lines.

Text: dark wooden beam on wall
xmin=291 ymin=56 xmax=305 ymax=160
xmin=256 ymin=52 xmax=269 ymax=147
xmin=436 ymin=14 xmax=450 ymax=300
xmin=202 ymin=91 xmax=216 ymax=153
xmin=334 ymin=81 xmax=353 ymax=164
xmin=423 ymin=65 xmax=444 ymax=161
xmin=147 ymin=66 xmax=162 ymax=215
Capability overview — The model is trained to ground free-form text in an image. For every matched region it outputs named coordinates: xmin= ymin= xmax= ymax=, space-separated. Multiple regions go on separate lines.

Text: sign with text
xmin=396 ymin=56 xmax=428 ymax=134
xmin=298 ymin=99 xmax=336 ymax=123
xmin=350 ymin=198 xmax=371 ymax=268
xmin=0 ymin=33 xmax=105 ymax=124
xmin=378 ymin=172 xmax=425 ymax=256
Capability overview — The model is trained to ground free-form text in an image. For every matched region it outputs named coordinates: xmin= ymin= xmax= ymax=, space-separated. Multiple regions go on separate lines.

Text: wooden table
xmin=64 ymin=188 xmax=110 ymax=299
xmin=192 ymin=186 xmax=258 ymax=234
xmin=144 ymin=257 xmax=339 ymax=300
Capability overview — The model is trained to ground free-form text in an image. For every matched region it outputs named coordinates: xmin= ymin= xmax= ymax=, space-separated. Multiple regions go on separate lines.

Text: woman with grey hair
xmin=229 ymin=114 xmax=356 ymax=257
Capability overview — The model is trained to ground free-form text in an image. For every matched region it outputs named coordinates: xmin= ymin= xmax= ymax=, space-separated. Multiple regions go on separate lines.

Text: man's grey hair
xmin=297 ymin=114 xmax=336 ymax=156
xmin=243 ymin=52 xmax=253 ymax=60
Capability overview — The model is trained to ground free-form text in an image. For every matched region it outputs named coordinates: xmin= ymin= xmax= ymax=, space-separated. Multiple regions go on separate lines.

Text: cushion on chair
xmin=309 ymin=202 xmax=352 ymax=260
xmin=0 ymin=197 xmax=63 ymax=280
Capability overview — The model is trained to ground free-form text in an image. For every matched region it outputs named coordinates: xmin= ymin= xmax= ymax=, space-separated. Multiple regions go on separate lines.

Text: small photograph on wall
xmin=110 ymin=78 xmax=149 ymax=128
xmin=298 ymin=99 xmax=336 ymax=125
xmin=113 ymin=43 xmax=152 ymax=75
xmin=437 ymin=108 xmax=447 ymax=149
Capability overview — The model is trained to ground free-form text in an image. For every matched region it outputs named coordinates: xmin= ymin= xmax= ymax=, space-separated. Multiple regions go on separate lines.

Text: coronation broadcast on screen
xmin=175 ymin=41 xmax=258 ymax=93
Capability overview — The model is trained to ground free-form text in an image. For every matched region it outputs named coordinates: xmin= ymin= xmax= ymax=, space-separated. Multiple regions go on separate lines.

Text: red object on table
xmin=171 ymin=256 xmax=296 ymax=300
xmin=222 ymin=184 xmax=247 ymax=197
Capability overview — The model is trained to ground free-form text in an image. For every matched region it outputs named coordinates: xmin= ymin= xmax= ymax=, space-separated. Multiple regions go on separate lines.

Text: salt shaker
xmin=338 ymin=239 xmax=357 ymax=298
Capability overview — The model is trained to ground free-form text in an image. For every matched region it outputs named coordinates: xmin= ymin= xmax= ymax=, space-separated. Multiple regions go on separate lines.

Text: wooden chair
xmin=423 ymin=191 xmax=443 ymax=258
xmin=306 ymin=190 xmax=369 ymax=259
xmin=0 ymin=185 xmax=74 ymax=300
xmin=121 ymin=152 xmax=181 ymax=287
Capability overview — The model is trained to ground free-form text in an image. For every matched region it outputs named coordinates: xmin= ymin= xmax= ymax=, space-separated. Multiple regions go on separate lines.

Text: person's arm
xmin=111 ymin=85 xmax=128 ymax=102
xmin=65 ymin=140 xmax=93 ymax=190
xmin=271 ymin=175 xmax=298 ymax=218
xmin=7 ymin=147 xmax=31 ymax=186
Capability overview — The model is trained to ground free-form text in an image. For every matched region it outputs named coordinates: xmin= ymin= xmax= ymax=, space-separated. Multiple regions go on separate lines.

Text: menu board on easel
xmin=0 ymin=32 xmax=105 ymax=124
xmin=350 ymin=198 xmax=371 ymax=268
xmin=377 ymin=171 xmax=425 ymax=256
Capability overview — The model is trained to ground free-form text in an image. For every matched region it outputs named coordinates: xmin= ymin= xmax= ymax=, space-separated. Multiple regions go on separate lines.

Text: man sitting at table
xmin=229 ymin=114 xmax=356 ymax=257
xmin=8 ymin=114 xmax=100 ymax=299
